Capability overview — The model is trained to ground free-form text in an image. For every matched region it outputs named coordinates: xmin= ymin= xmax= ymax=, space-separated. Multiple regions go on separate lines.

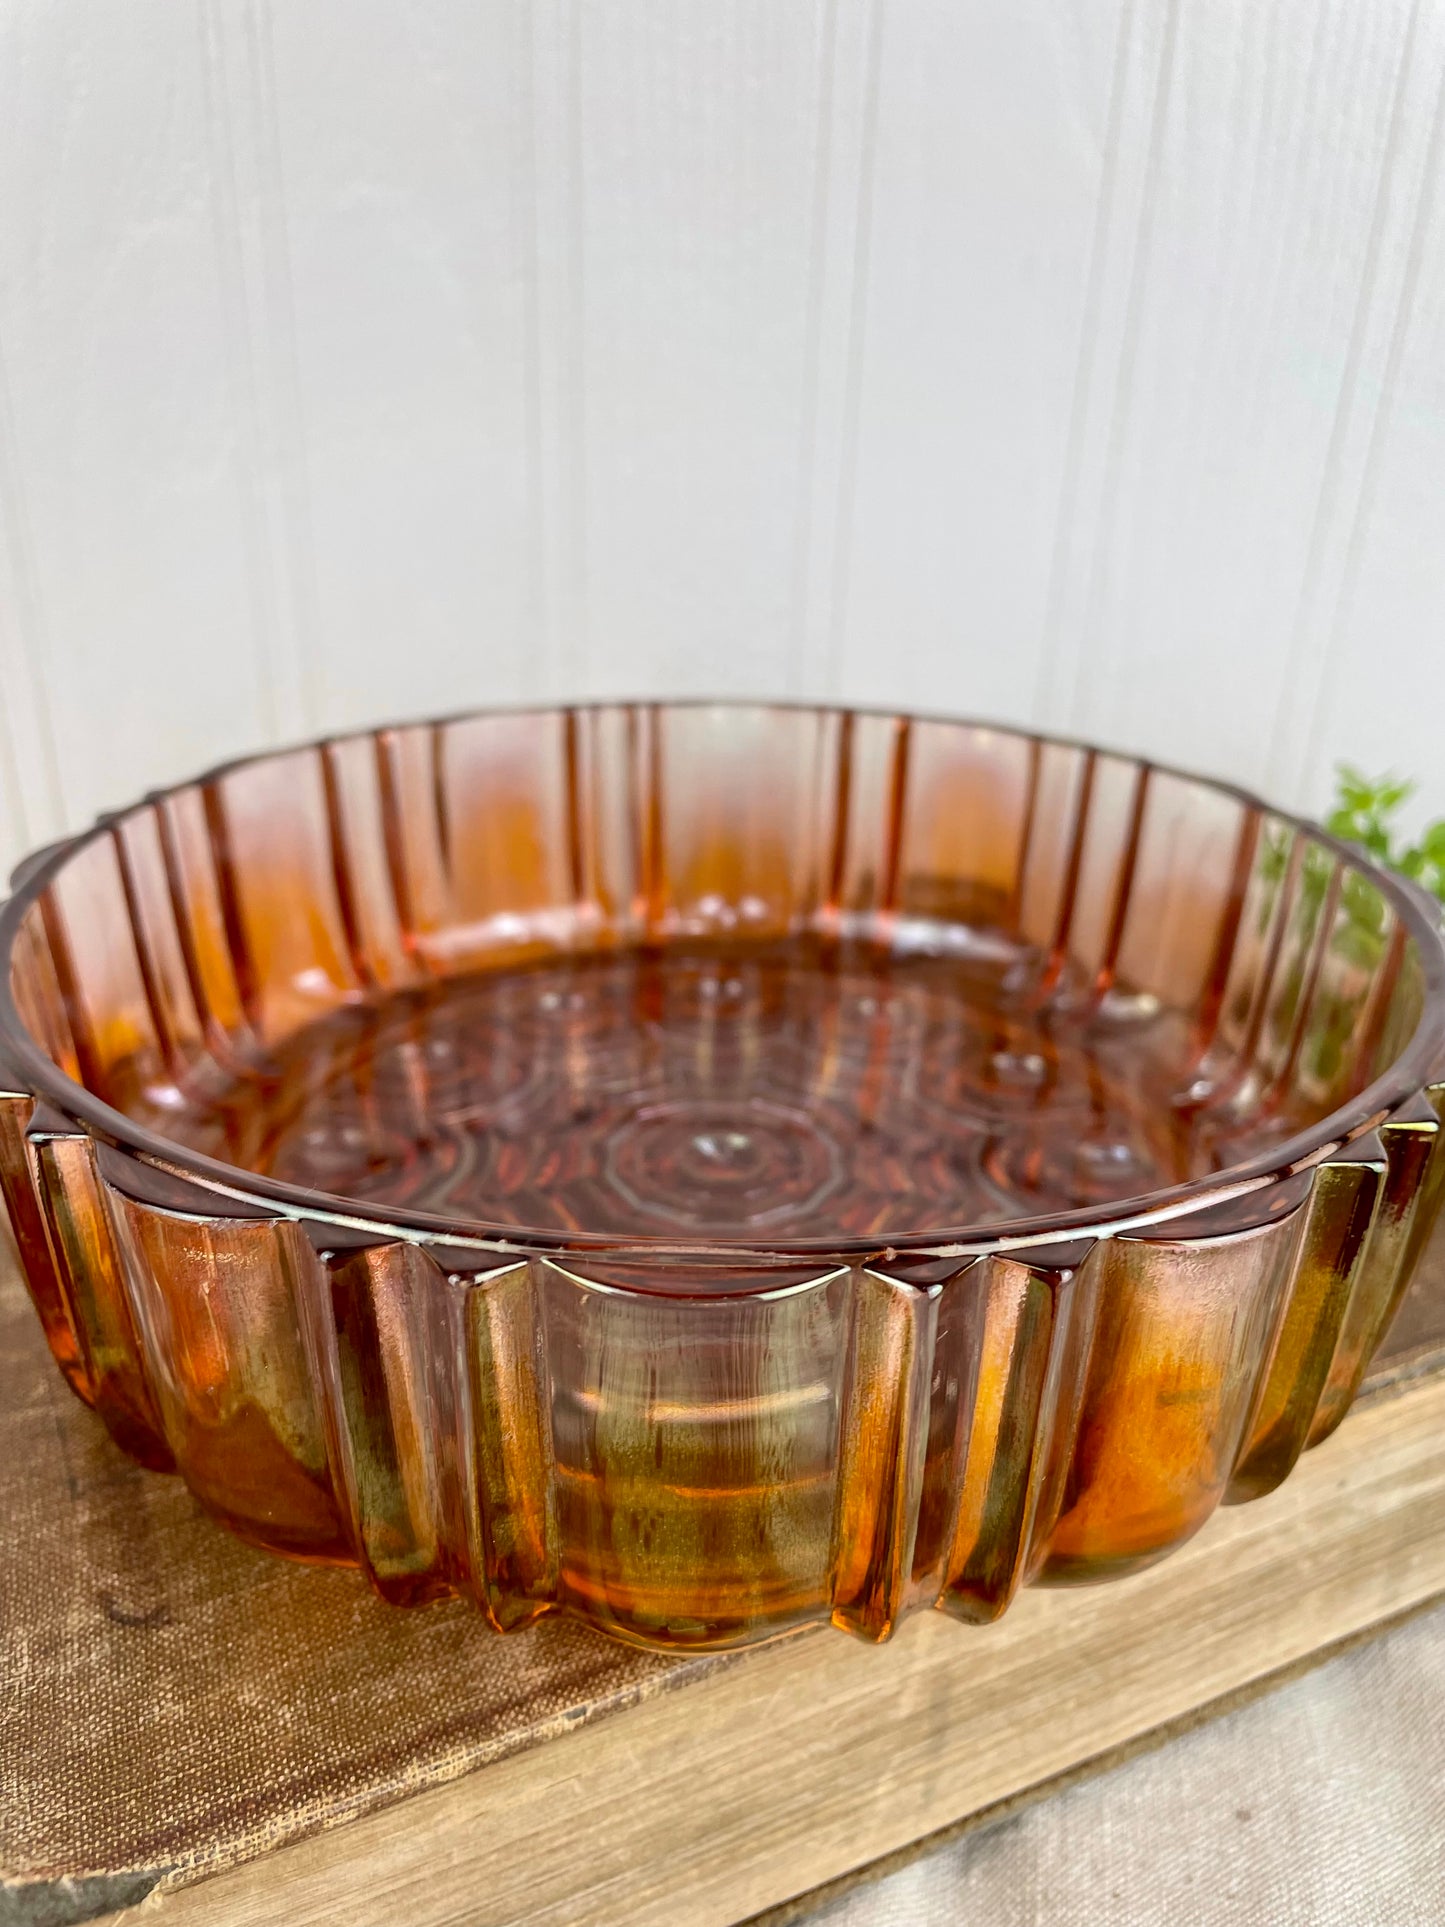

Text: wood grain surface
xmin=4 ymin=1216 xmax=1442 ymax=1927
xmin=94 ymin=1360 xmax=1445 ymax=1927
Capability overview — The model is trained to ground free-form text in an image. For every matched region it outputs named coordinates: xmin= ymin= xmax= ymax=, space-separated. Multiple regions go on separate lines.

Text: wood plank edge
xmin=740 ymin=1588 xmax=1445 ymax=1927
xmin=95 ymin=1366 xmax=1445 ymax=1927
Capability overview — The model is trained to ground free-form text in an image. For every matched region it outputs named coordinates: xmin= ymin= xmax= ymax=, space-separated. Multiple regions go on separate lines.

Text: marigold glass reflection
xmin=1 ymin=705 xmax=1442 ymax=1650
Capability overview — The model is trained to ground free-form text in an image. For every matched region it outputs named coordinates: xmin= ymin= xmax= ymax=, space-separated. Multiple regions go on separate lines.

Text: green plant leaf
xmin=1327 ymin=768 xmax=1445 ymax=908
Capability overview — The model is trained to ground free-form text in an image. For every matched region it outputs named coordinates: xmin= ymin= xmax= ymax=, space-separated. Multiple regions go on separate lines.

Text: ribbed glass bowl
xmin=2 ymin=703 xmax=1443 ymax=1652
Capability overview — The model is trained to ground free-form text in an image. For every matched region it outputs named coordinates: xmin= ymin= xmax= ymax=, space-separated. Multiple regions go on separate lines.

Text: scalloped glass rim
xmin=1 ymin=699 xmax=1443 ymax=1274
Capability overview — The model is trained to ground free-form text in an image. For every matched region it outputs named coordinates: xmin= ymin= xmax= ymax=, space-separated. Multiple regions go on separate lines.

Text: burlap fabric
xmin=0 ymin=1256 xmax=713 ymax=1922
xmin=3 ymin=1226 xmax=1443 ymax=1926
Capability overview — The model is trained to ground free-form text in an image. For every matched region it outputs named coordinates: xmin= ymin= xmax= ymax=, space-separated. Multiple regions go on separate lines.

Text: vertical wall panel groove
xmin=196 ymin=0 xmax=297 ymax=742
xmin=2 ymin=2 xmax=1445 ymax=862
xmin=1064 ymin=0 xmax=1184 ymax=738
xmin=1293 ymin=43 xmax=1445 ymax=813
xmin=1033 ymin=0 xmax=1139 ymax=729
xmin=1264 ymin=0 xmax=1432 ymax=803
xmin=529 ymin=0 xmax=590 ymax=697
xmin=0 ymin=1 xmax=278 ymax=857
xmin=0 ymin=339 xmax=66 ymax=862
xmin=835 ymin=0 xmax=1135 ymax=725
xmin=786 ymin=0 xmax=882 ymax=700
xmin=239 ymin=0 xmax=324 ymax=734
xmin=815 ymin=0 xmax=884 ymax=703
xmin=800 ymin=0 xmax=896 ymax=705
xmin=785 ymin=0 xmax=838 ymax=699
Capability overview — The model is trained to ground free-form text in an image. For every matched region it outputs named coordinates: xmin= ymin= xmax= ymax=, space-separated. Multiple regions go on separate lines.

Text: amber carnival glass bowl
xmin=2 ymin=703 xmax=1444 ymax=1653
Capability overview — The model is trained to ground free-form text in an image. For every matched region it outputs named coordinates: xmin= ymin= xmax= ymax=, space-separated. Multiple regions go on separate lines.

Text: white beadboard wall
xmin=1 ymin=0 xmax=1444 ymax=881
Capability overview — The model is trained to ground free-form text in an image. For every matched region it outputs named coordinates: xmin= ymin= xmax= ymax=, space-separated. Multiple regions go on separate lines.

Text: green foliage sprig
xmin=1326 ymin=766 xmax=1445 ymax=905
xmin=1248 ymin=766 xmax=1444 ymax=1091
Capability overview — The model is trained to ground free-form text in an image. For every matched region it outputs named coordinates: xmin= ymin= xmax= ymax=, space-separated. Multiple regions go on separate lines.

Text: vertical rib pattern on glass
xmin=451 ymin=1258 xmax=559 ymax=1630
xmin=540 ymin=1261 xmax=849 ymax=1648
xmin=26 ymin=1108 xmax=173 ymax=1470
xmin=938 ymin=1242 xmax=1098 ymax=1623
xmin=108 ymin=1190 xmax=347 ymax=1559
xmin=1229 ymin=1134 xmax=1387 ymax=1501
xmin=1308 ymin=1090 xmax=1443 ymax=1444
xmin=1 ymin=703 xmax=1441 ymax=1652
xmin=0 ymin=1088 xmax=90 ymax=1399
xmin=830 ymin=1266 xmax=939 ymax=1640
xmin=1041 ymin=1194 xmax=1310 ymax=1579
xmin=302 ymin=1234 xmax=451 ymax=1605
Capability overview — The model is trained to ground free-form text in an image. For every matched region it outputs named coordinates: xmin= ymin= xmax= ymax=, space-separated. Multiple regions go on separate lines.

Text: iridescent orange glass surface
xmin=1 ymin=705 xmax=1442 ymax=1650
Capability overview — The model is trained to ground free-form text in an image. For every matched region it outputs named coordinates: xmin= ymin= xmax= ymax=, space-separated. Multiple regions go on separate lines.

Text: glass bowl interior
xmin=3 ymin=703 xmax=1442 ymax=1268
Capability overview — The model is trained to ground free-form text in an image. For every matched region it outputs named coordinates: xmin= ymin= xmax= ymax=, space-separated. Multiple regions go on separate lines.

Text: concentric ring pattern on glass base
xmin=1 ymin=704 xmax=1442 ymax=1650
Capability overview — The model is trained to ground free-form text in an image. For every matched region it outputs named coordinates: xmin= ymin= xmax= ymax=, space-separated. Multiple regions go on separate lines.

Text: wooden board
xmin=97 ymin=1361 xmax=1445 ymax=1927
xmin=3 ymin=1229 xmax=1443 ymax=1927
